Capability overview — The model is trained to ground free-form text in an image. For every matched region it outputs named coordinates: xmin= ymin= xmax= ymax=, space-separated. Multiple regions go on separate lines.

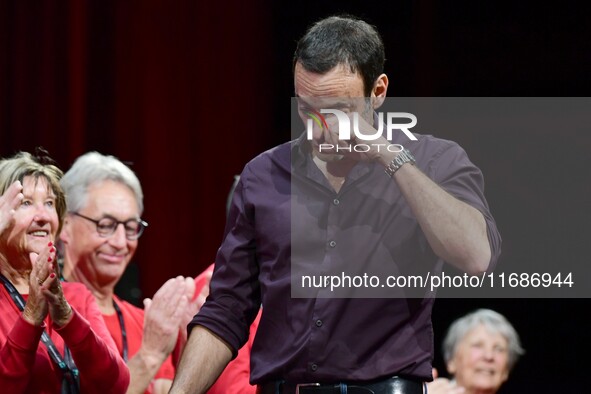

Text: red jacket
xmin=0 ymin=282 xmax=130 ymax=393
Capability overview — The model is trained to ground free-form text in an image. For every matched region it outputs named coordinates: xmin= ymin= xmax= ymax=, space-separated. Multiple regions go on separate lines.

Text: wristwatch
xmin=384 ymin=148 xmax=416 ymax=177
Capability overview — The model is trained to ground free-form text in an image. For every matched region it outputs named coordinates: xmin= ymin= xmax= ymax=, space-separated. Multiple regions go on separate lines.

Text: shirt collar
xmin=291 ymin=132 xmax=310 ymax=169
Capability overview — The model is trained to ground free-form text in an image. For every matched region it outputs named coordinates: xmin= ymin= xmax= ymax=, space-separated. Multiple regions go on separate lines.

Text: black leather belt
xmin=257 ymin=376 xmax=425 ymax=394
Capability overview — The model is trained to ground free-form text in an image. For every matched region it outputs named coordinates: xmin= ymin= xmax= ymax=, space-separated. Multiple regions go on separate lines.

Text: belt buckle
xmin=295 ymin=383 xmax=320 ymax=394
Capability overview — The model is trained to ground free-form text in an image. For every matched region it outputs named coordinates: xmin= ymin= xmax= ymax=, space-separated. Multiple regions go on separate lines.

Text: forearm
xmin=58 ymin=310 xmax=130 ymax=393
xmin=152 ymin=378 xmax=173 ymax=394
xmin=126 ymin=346 xmax=168 ymax=394
xmin=0 ymin=316 xmax=44 ymax=392
xmin=170 ymin=326 xmax=233 ymax=394
xmin=390 ymin=162 xmax=491 ymax=273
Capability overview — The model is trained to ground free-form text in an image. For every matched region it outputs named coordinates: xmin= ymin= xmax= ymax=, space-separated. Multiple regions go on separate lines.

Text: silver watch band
xmin=384 ymin=148 xmax=416 ymax=177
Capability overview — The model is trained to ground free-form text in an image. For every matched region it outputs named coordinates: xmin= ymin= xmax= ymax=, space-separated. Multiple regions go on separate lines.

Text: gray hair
xmin=443 ymin=308 xmax=524 ymax=371
xmin=60 ymin=152 xmax=143 ymax=215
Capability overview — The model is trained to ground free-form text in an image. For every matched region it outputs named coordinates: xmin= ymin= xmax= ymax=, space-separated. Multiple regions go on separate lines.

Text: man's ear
xmin=371 ymin=73 xmax=388 ymax=109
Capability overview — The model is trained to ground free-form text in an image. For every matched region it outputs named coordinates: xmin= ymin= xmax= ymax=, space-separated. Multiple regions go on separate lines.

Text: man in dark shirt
xmin=171 ymin=15 xmax=500 ymax=394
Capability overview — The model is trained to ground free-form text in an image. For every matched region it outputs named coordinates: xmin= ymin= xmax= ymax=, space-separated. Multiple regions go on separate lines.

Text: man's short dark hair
xmin=293 ymin=15 xmax=385 ymax=96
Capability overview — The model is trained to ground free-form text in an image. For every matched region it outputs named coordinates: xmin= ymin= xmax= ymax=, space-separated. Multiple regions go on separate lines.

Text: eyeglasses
xmin=71 ymin=212 xmax=148 ymax=240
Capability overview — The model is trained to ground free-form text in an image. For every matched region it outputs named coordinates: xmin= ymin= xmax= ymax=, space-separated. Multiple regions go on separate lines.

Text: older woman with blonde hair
xmin=0 ymin=151 xmax=129 ymax=393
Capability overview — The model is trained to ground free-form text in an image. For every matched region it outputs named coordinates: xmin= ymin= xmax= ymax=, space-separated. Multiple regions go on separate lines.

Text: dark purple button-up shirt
xmin=191 ymin=131 xmax=501 ymax=384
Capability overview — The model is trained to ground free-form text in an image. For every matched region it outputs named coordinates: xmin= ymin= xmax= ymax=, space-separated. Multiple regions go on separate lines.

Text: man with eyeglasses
xmin=58 ymin=151 xmax=194 ymax=394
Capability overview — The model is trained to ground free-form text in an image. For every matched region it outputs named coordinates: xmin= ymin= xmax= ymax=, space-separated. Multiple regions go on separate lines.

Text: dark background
xmin=2 ymin=1 xmax=590 ymax=392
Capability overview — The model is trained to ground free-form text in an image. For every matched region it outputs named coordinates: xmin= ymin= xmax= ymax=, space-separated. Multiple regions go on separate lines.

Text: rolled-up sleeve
xmin=190 ymin=163 xmax=261 ymax=356
xmin=427 ymin=140 xmax=502 ymax=271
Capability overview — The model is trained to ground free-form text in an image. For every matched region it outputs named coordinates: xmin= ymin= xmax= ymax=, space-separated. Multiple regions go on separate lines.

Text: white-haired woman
xmin=428 ymin=308 xmax=524 ymax=394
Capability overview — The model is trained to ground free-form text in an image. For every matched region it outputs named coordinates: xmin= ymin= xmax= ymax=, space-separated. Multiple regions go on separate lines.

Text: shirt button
xmin=310 ymin=363 xmax=318 ymax=372
xmin=329 ymin=240 xmax=337 ymax=248
xmin=333 ymin=198 xmax=340 ymax=205
xmin=315 ymin=319 xmax=323 ymax=327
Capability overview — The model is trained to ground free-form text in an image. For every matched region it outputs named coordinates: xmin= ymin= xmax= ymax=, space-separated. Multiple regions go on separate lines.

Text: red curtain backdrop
xmin=1 ymin=1 xmax=273 ymax=298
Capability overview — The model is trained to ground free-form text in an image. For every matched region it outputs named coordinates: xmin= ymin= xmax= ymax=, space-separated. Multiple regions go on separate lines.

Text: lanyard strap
xmin=0 ymin=273 xmax=78 ymax=375
xmin=59 ymin=264 xmax=129 ymax=364
xmin=112 ymin=299 xmax=129 ymax=362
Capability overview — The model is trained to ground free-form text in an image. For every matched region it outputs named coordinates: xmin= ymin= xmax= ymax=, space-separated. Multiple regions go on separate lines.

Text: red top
xmin=0 ymin=282 xmax=130 ymax=393
xmin=103 ymin=296 xmax=175 ymax=393
xmin=195 ymin=264 xmax=259 ymax=394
